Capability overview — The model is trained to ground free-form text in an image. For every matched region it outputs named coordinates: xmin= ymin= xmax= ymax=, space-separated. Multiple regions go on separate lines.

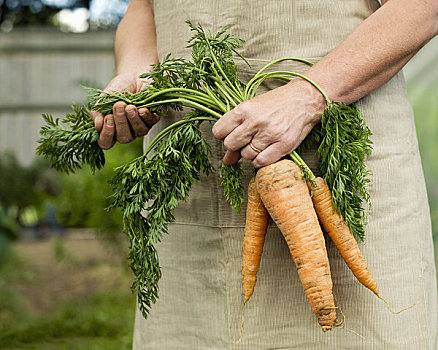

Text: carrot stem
xmin=244 ymin=57 xmax=314 ymax=98
xmin=289 ymin=151 xmax=315 ymax=180
xmin=142 ymin=116 xmax=217 ymax=158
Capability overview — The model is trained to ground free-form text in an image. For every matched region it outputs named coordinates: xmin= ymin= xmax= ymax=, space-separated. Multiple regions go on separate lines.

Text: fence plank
xmin=0 ymin=29 xmax=115 ymax=165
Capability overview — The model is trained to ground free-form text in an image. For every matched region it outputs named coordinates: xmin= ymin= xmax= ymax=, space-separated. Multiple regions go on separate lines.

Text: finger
xmin=240 ymin=142 xmax=260 ymax=161
xmin=252 ymin=142 xmax=286 ymax=168
xmin=113 ymin=101 xmax=134 ymax=144
xmin=98 ymin=115 xmax=116 ymax=150
xmin=212 ymin=108 xmax=243 ymax=140
xmin=222 ymin=150 xmax=241 ymax=166
xmin=125 ymin=105 xmax=150 ymax=137
xmin=90 ymin=110 xmax=104 ymax=132
xmin=139 ymin=108 xmax=160 ymax=128
xmin=223 ymin=123 xmax=257 ymax=152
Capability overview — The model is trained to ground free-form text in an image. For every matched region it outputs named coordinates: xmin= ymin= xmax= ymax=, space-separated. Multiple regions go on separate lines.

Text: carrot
xmin=308 ymin=177 xmax=379 ymax=296
xmin=236 ymin=177 xmax=270 ymax=343
xmin=256 ymin=159 xmax=336 ymax=332
xmin=242 ymin=177 xmax=270 ymax=304
xmin=309 ymin=177 xmax=414 ymax=314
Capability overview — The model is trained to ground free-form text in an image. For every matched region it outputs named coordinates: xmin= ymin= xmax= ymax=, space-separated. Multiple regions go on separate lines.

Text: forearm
xmin=115 ymin=0 xmax=158 ymax=76
xmin=304 ymin=0 xmax=438 ymax=105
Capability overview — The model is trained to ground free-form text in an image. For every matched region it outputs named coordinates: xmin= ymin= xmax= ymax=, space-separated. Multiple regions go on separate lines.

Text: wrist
xmin=116 ymin=63 xmax=156 ymax=79
xmin=286 ymin=77 xmax=327 ymax=125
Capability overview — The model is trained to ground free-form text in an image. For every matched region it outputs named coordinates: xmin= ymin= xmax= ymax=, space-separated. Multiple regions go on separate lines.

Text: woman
xmin=91 ymin=0 xmax=438 ymax=348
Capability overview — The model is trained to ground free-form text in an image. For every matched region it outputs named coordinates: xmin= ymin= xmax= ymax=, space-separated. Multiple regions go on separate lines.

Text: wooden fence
xmin=0 ymin=28 xmax=115 ymax=165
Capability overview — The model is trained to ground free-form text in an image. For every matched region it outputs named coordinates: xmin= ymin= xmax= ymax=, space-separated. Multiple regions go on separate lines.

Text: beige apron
xmin=133 ymin=1 xmax=438 ymax=349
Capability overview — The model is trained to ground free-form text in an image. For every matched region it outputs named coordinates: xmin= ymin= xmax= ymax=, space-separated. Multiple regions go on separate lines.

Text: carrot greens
xmin=37 ymin=22 xmax=372 ymax=318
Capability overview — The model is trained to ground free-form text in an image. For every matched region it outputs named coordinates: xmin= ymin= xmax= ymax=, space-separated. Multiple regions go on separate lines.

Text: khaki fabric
xmin=133 ymin=1 xmax=438 ymax=349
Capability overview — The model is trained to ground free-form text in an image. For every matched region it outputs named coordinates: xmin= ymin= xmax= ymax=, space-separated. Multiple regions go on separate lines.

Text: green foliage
xmin=38 ymin=22 xmax=373 ymax=318
xmin=0 ymin=205 xmax=19 ymax=241
xmin=220 ymin=163 xmax=245 ymax=214
xmin=107 ymin=114 xmax=215 ymax=315
xmin=317 ymin=102 xmax=372 ymax=241
xmin=0 ymin=291 xmax=134 ymax=348
xmin=0 ymin=153 xmax=52 ymax=211
xmin=38 ymin=103 xmax=105 ymax=174
xmin=0 ymin=153 xmax=58 ymax=236
xmin=39 ymin=22 xmax=251 ymax=318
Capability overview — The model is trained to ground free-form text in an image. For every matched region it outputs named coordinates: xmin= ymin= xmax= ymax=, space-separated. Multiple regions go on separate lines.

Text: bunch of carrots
xmin=37 ymin=22 xmax=411 ymax=329
xmin=241 ymin=156 xmax=408 ymax=333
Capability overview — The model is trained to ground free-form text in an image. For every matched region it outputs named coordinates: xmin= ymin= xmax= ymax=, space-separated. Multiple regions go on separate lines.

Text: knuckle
xmin=114 ymin=115 xmax=129 ymax=126
xmin=254 ymin=154 xmax=269 ymax=168
xmin=240 ymin=150 xmax=252 ymax=160
xmin=223 ymin=138 xmax=237 ymax=152
xmin=135 ymin=127 xmax=150 ymax=137
xmin=234 ymin=102 xmax=250 ymax=120
xmin=118 ymin=136 xmax=134 ymax=144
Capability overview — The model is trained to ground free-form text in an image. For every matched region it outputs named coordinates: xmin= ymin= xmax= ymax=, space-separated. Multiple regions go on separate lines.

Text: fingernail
xmin=116 ymin=106 xmax=124 ymax=114
xmin=127 ymin=110 xmax=135 ymax=118
xmin=107 ymin=117 xmax=114 ymax=126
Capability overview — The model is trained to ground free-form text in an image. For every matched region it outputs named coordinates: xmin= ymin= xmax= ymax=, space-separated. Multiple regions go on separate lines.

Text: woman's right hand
xmin=90 ymin=72 xmax=160 ymax=150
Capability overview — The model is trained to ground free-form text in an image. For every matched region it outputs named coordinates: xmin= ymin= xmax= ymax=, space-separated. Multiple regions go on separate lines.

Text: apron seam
xmin=410 ymin=145 xmax=432 ymax=349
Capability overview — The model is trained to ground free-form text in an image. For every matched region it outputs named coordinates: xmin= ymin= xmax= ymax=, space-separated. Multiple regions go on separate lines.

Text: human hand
xmin=212 ymin=78 xmax=326 ymax=168
xmin=90 ymin=72 xmax=160 ymax=150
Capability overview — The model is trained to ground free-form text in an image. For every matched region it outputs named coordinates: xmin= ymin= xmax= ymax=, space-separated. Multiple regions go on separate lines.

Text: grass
xmin=0 ymin=233 xmax=136 ymax=350
xmin=0 ymin=291 xmax=134 ymax=350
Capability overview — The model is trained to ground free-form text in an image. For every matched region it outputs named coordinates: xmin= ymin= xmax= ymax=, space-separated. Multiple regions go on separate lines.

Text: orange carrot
xmin=309 ymin=177 xmax=414 ymax=314
xmin=236 ymin=177 xmax=270 ymax=343
xmin=242 ymin=177 xmax=270 ymax=304
xmin=309 ymin=177 xmax=378 ymax=295
xmin=256 ymin=159 xmax=336 ymax=332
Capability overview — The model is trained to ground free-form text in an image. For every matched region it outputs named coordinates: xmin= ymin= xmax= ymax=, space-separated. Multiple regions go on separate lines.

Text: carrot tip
xmin=335 ymin=325 xmax=365 ymax=339
xmin=321 ymin=325 xmax=332 ymax=332
xmin=377 ymin=294 xmax=415 ymax=314
xmin=234 ymin=300 xmax=247 ymax=344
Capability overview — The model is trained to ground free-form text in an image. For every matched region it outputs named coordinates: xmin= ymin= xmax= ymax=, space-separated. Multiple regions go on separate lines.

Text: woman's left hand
xmin=212 ymin=78 xmax=326 ymax=168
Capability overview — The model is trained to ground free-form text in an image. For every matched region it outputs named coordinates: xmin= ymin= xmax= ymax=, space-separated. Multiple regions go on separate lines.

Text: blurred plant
xmin=0 ymin=205 xmax=19 ymax=241
xmin=0 ymin=0 xmax=129 ymax=32
xmin=0 ymin=153 xmax=57 ymax=228
xmin=1 ymin=0 xmax=59 ymax=30
xmin=52 ymin=137 xmax=144 ymax=241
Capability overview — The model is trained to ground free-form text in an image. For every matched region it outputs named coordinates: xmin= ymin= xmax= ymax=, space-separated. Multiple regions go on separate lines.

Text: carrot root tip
xmin=321 ymin=325 xmax=332 ymax=332
xmin=377 ymin=294 xmax=415 ymax=314
xmin=335 ymin=325 xmax=365 ymax=339
xmin=234 ymin=300 xmax=247 ymax=344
